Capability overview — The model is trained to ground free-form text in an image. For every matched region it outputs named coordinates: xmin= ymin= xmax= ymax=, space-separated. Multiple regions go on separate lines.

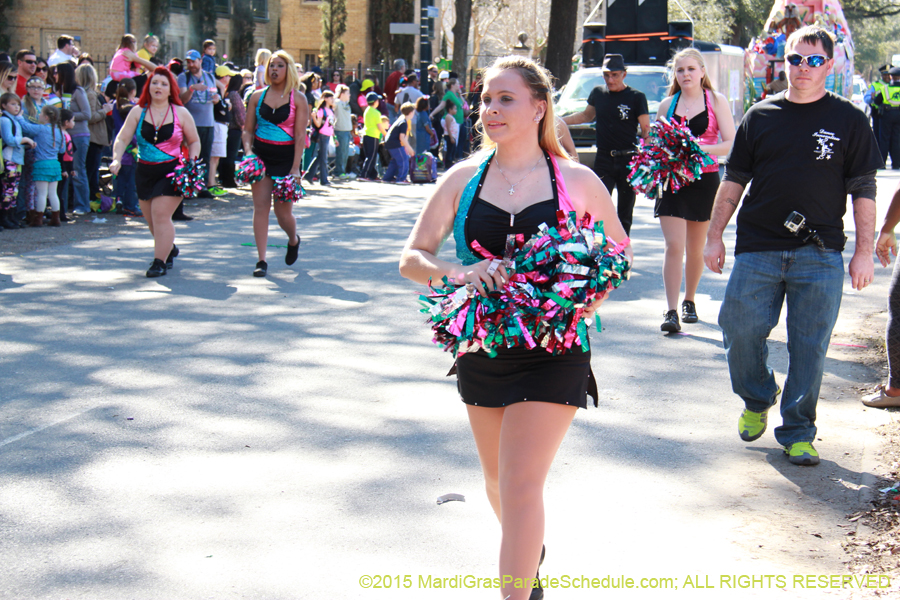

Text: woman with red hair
xmin=110 ymin=67 xmax=201 ymax=277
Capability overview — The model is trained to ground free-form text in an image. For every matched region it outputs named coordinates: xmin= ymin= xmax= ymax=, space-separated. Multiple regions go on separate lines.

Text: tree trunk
xmin=545 ymin=0 xmax=579 ymax=87
xmin=452 ymin=0 xmax=472 ymax=85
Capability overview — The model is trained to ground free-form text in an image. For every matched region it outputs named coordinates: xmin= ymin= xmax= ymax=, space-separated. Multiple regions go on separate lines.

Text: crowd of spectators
xmin=0 ymin=33 xmax=478 ymax=233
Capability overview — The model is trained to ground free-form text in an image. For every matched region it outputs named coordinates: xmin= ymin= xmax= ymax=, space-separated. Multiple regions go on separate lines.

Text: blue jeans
xmin=71 ymin=134 xmax=91 ymax=212
xmin=362 ymin=136 xmax=379 ymax=179
xmin=334 ymin=130 xmax=351 ymax=176
xmin=718 ymin=245 xmax=844 ymax=446
xmin=305 ymin=134 xmax=330 ymax=184
xmin=382 ymin=147 xmax=409 ymax=182
xmin=115 ymin=163 xmax=139 ymax=212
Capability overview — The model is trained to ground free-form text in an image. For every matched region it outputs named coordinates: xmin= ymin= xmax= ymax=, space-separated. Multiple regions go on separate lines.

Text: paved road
xmin=1 ymin=173 xmax=899 ymax=599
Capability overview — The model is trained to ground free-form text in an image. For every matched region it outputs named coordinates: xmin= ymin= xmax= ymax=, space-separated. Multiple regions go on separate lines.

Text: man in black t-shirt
xmin=562 ymin=54 xmax=649 ymax=235
xmin=704 ymin=26 xmax=883 ymax=467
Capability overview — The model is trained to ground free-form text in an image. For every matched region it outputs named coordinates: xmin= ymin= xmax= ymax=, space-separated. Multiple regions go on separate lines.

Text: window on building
xmin=251 ymin=0 xmax=269 ymax=18
xmin=214 ymin=0 xmax=230 ymax=13
xmin=171 ymin=0 xmax=189 ymax=9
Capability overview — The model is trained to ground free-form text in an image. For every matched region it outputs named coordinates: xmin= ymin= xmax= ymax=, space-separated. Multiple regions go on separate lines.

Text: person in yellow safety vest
xmin=866 ymin=66 xmax=890 ymax=161
xmin=875 ymin=66 xmax=900 ymax=169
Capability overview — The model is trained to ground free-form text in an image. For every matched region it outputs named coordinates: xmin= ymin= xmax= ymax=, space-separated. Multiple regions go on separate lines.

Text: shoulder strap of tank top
xmin=135 ymin=107 xmax=148 ymax=143
xmin=666 ymin=91 xmax=680 ymax=120
xmin=547 ymin=152 xmax=581 ymax=220
xmin=256 ymin=86 xmax=268 ymax=122
xmin=454 ymin=151 xmax=494 ymax=266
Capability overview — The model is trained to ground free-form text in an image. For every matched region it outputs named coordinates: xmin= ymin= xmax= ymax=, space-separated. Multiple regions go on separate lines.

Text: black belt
xmin=610 ymin=149 xmax=635 ymax=157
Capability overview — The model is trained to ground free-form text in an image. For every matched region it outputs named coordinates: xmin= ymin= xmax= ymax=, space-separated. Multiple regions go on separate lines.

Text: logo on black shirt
xmin=812 ymin=129 xmax=839 ymax=161
xmin=617 ymin=104 xmax=631 ymax=120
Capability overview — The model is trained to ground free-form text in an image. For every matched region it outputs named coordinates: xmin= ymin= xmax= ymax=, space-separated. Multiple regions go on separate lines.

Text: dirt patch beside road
xmin=842 ymin=318 xmax=900 ymax=587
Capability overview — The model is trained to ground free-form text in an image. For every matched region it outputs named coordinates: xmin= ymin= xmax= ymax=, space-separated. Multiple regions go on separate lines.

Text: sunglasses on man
xmin=785 ymin=53 xmax=828 ymax=68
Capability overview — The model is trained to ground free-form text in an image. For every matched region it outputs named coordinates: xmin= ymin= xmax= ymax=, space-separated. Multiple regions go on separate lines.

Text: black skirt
xmin=654 ymin=170 xmax=720 ymax=222
xmin=136 ymin=160 xmax=179 ymax=200
xmin=456 ymin=345 xmax=597 ymax=409
xmin=253 ymin=139 xmax=295 ymax=178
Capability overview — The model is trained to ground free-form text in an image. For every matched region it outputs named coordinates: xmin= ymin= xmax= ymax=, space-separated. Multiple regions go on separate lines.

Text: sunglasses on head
xmin=785 ymin=53 xmax=828 ymax=68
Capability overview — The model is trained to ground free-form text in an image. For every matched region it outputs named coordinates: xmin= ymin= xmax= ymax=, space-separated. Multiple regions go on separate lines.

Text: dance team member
xmin=400 ymin=56 xmax=631 ymax=600
xmin=110 ymin=67 xmax=201 ymax=277
xmin=243 ymin=50 xmax=307 ymax=278
xmin=654 ymin=48 xmax=735 ymax=332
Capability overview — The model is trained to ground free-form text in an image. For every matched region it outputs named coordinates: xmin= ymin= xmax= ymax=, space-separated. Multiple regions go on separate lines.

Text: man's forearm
xmin=853 ymin=197 xmax=876 ymax=254
xmin=707 ymin=181 xmax=745 ymax=240
xmin=562 ymin=112 xmax=586 ymax=126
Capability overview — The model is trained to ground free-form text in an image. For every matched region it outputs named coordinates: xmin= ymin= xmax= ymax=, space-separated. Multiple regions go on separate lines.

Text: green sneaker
xmin=738 ymin=408 xmax=768 ymax=441
xmin=784 ymin=442 xmax=819 ymax=466
xmin=209 ymin=186 xmax=227 ymax=196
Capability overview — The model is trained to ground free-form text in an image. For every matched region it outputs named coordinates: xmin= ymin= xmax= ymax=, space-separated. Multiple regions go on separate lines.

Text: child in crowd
xmin=23 ymin=76 xmax=48 ymax=123
xmin=201 ymin=40 xmax=217 ymax=75
xmin=1 ymin=93 xmax=34 ymax=229
xmin=58 ymin=109 xmax=75 ymax=221
xmin=382 ymin=103 xmax=415 ymax=184
xmin=305 ymin=90 xmax=335 ymax=186
xmin=359 ymin=92 xmax=385 ymax=181
xmin=333 ymin=84 xmax=354 ymax=179
xmin=110 ymin=79 xmax=140 ymax=217
xmin=18 ymin=104 xmax=65 ymax=226
xmin=443 ymin=102 xmax=459 ymax=169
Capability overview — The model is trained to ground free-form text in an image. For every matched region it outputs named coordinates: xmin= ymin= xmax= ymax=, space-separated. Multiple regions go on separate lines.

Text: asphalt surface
xmin=1 ymin=173 xmax=899 ymax=599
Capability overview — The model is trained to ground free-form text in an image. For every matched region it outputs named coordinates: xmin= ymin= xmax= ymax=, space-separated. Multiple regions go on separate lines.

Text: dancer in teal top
xmin=111 ymin=67 xmax=201 ymax=278
xmin=400 ymin=56 xmax=631 ymax=600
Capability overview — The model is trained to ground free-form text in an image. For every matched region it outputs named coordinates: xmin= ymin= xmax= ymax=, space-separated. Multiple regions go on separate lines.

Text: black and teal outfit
xmin=452 ymin=151 xmax=599 ymax=409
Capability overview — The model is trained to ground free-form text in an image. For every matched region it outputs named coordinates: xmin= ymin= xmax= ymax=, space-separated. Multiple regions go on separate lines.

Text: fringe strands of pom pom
xmin=419 ymin=210 xmax=631 ymax=357
xmin=168 ymin=157 xmax=208 ymax=198
xmin=626 ymin=117 xmax=716 ymax=201
xmin=236 ymin=155 xmax=266 ymax=185
xmin=272 ymin=176 xmax=303 ymax=203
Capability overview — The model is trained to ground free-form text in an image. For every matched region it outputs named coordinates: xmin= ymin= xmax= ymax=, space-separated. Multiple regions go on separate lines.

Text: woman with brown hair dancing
xmin=400 ymin=56 xmax=631 ymax=600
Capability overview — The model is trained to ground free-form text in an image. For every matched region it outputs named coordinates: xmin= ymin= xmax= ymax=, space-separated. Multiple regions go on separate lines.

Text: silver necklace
xmin=494 ymin=154 xmax=544 ymax=196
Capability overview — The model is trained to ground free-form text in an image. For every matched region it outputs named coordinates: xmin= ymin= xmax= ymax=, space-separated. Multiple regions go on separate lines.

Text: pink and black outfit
xmin=451 ymin=150 xmax=629 ymax=409
xmin=655 ymin=89 xmax=721 ymax=222
xmin=134 ymin=105 xmax=184 ymax=199
xmin=252 ymin=87 xmax=297 ymax=178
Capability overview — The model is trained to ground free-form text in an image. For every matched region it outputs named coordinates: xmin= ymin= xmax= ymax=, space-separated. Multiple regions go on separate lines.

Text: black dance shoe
xmin=661 ymin=309 xmax=681 ymax=333
xmin=681 ymin=299 xmax=698 ymax=323
xmin=529 ymin=545 xmax=546 ymax=599
xmin=253 ymin=260 xmax=268 ymax=277
xmin=285 ymin=235 xmax=301 ymax=265
xmin=166 ymin=245 xmax=179 ymax=270
xmin=146 ymin=258 xmax=167 ymax=278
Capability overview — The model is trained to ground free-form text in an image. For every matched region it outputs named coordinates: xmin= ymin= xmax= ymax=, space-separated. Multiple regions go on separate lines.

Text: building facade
xmin=280 ymin=0 xmax=372 ymax=71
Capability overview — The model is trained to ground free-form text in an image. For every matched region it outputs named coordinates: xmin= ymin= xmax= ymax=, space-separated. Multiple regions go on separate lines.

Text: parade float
xmin=746 ymin=0 xmax=854 ymax=101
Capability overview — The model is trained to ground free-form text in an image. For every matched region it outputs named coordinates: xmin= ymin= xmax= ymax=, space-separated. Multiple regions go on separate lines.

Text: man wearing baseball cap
xmin=176 ymin=49 xmax=220 ymax=206
xmin=562 ymin=53 xmax=650 ymax=236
